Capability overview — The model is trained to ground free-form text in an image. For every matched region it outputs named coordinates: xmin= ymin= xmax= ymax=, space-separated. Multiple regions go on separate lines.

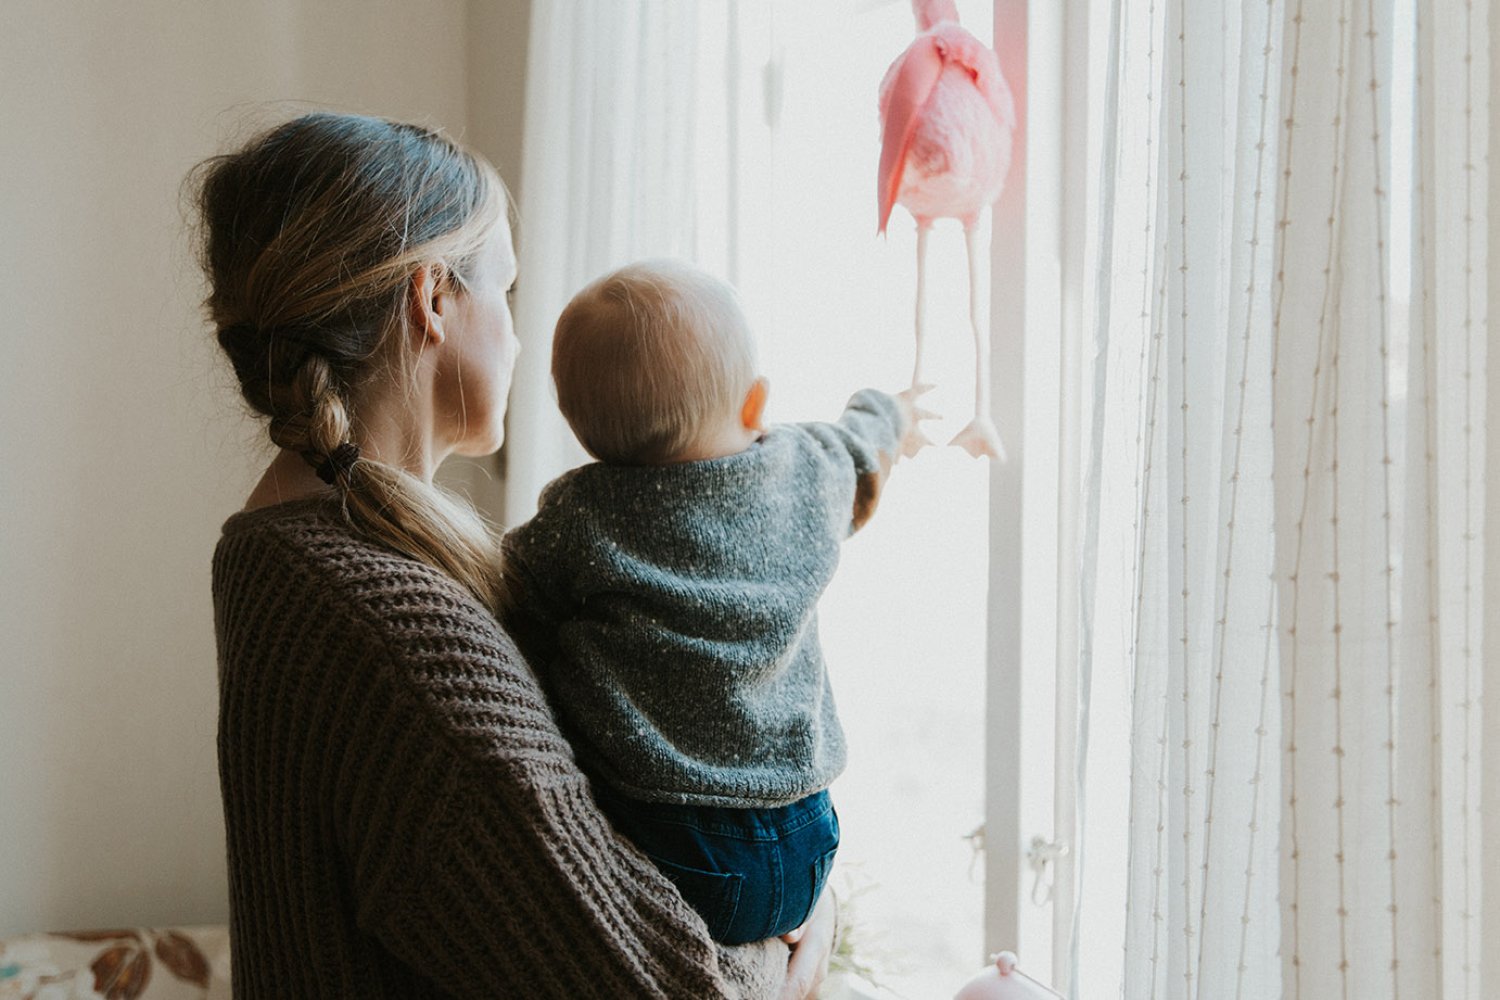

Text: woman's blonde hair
xmin=551 ymin=259 xmax=756 ymax=465
xmin=194 ymin=112 xmax=507 ymax=608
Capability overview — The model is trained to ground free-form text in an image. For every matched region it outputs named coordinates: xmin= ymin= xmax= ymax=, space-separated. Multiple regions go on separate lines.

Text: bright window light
xmin=729 ymin=1 xmax=998 ymax=994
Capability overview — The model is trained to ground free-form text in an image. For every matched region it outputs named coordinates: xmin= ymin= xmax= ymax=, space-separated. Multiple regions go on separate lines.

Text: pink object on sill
xmin=953 ymin=951 xmax=1067 ymax=1000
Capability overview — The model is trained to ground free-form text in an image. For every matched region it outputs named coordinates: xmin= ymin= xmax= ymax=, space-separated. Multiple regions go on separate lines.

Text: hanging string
xmin=1128 ymin=0 xmax=1167 ymax=714
xmin=1358 ymin=0 xmax=1402 ymax=993
xmin=1118 ymin=0 xmax=1172 ymax=993
xmin=1268 ymin=0 xmax=1311 ymax=993
xmin=1330 ymin=162 xmax=1351 ymax=1000
xmin=1152 ymin=171 xmax=1175 ymax=1000
xmin=1174 ymin=3 xmax=1198 ymax=995
xmin=1412 ymin=0 xmax=1446 ymax=988
xmin=1227 ymin=2 xmax=1286 ymax=996
xmin=1326 ymin=6 xmax=1355 ymax=997
xmin=1459 ymin=0 xmax=1477 ymax=992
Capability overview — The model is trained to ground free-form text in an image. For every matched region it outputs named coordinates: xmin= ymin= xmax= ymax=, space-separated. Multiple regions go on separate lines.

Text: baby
xmin=500 ymin=259 xmax=921 ymax=945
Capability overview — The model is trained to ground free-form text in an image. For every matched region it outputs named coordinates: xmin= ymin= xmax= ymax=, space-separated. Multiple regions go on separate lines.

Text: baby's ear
xmin=741 ymin=377 xmax=770 ymax=431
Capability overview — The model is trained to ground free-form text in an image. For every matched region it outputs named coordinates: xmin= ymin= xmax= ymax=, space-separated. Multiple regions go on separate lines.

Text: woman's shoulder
xmin=213 ymin=497 xmax=572 ymax=769
xmin=216 ymin=497 xmax=489 ymax=622
xmin=215 ymin=497 xmax=521 ymax=664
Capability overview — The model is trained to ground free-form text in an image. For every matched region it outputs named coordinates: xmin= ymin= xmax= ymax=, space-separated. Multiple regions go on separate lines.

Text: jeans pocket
xmin=650 ymin=854 xmax=745 ymax=942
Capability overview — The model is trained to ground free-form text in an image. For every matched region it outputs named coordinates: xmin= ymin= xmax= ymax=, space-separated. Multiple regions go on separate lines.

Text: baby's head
xmin=552 ymin=259 xmax=767 ymax=465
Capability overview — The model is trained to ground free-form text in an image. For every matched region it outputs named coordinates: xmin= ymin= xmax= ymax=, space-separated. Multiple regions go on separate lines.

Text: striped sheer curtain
xmin=504 ymin=0 xmax=750 ymax=520
xmin=1068 ymin=0 xmax=1488 ymax=998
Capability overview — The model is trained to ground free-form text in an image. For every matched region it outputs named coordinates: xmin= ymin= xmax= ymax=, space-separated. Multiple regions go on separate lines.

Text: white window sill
xmin=821 ymin=972 xmax=912 ymax=1000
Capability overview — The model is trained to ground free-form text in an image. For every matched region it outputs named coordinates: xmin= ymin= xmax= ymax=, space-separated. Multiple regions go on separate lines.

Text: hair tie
xmin=314 ymin=442 xmax=361 ymax=485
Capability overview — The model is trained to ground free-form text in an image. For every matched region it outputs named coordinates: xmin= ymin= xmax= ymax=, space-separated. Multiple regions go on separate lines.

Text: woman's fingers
xmin=778 ymin=888 xmax=836 ymax=1000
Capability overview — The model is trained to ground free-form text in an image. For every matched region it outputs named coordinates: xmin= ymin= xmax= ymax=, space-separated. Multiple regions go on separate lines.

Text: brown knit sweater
xmin=212 ymin=498 xmax=785 ymax=999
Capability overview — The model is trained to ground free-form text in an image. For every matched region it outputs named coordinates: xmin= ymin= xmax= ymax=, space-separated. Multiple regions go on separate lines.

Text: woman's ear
xmin=741 ymin=377 xmax=770 ymax=431
xmin=406 ymin=264 xmax=448 ymax=347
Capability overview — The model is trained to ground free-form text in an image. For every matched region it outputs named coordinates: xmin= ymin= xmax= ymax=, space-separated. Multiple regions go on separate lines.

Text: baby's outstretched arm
xmin=798 ymin=387 xmax=932 ymax=535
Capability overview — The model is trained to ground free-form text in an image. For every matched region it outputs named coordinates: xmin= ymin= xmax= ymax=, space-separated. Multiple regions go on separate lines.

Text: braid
xmin=257 ymin=344 xmax=503 ymax=605
xmin=266 ymin=353 xmax=353 ymax=471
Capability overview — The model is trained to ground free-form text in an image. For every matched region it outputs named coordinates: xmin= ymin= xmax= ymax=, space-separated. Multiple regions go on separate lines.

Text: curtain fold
xmin=504 ymin=0 xmax=742 ymax=520
xmin=1074 ymin=0 xmax=1488 ymax=997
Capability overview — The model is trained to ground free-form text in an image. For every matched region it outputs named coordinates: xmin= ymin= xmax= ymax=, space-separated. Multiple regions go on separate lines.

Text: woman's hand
xmin=777 ymin=888 xmax=836 ymax=1000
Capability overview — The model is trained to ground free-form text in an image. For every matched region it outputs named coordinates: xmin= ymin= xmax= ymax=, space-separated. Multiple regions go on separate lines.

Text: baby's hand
xmin=894 ymin=383 xmax=938 ymax=460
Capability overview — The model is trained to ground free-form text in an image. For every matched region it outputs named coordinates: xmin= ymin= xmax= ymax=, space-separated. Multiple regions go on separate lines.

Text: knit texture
xmin=501 ymin=389 xmax=905 ymax=808
xmin=212 ymin=498 xmax=785 ymax=999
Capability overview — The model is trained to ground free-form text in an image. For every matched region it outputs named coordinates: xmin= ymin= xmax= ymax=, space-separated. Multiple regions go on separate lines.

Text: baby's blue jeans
xmin=591 ymin=780 xmax=840 ymax=945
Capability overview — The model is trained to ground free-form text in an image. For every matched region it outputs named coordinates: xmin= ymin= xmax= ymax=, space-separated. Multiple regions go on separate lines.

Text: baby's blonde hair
xmin=552 ymin=260 xmax=756 ymax=465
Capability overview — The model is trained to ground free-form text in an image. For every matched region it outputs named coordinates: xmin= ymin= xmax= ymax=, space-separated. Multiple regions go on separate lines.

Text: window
xmin=728 ymin=2 xmax=1004 ymax=994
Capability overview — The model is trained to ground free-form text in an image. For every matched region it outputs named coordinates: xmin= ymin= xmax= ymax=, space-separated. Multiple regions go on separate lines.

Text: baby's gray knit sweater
xmin=501 ymin=389 xmax=905 ymax=809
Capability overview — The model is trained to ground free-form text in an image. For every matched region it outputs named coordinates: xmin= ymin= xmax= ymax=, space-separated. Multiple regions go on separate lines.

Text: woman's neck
xmin=244 ymin=450 xmax=332 ymax=511
xmin=243 ymin=416 xmax=448 ymax=512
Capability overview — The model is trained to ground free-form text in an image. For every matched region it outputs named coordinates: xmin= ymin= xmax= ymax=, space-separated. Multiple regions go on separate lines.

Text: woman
xmin=197 ymin=112 xmax=834 ymax=998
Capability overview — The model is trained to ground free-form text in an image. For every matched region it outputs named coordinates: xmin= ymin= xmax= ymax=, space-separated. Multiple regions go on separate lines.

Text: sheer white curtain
xmin=504 ymin=0 xmax=748 ymax=519
xmin=1070 ymin=0 xmax=1488 ymax=998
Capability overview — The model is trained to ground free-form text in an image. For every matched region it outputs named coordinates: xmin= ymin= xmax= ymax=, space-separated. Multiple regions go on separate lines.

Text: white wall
xmin=0 ymin=0 xmax=529 ymax=936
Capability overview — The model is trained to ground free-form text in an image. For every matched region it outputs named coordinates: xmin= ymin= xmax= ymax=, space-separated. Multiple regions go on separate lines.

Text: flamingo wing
xmin=877 ymin=34 xmax=945 ymax=234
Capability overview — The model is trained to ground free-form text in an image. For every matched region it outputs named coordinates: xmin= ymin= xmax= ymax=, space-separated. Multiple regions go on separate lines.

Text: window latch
xmin=1026 ymin=836 xmax=1069 ymax=906
xmin=964 ymin=822 xmax=985 ymax=881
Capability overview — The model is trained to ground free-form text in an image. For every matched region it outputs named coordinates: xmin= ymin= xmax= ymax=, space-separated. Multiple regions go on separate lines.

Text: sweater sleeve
xmin=797 ymin=388 xmax=907 ymax=535
xmin=334 ymin=567 xmax=779 ymax=998
xmin=356 ymin=753 xmax=760 ymax=998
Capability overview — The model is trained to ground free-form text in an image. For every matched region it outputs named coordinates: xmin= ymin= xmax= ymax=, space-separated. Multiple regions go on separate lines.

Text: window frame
xmin=982 ymin=0 xmax=1089 ymax=988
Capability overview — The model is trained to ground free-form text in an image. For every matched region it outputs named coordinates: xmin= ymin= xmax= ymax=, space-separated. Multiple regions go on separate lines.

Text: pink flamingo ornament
xmin=878 ymin=0 xmax=1016 ymax=459
xmin=954 ymin=951 xmax=1066 ymax=1000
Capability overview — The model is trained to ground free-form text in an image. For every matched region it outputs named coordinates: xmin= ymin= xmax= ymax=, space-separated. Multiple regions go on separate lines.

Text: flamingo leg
xmin=950 ymin=219 xmax=1007 ymax=460
xmin=903 ymin=221 xmax=936 ymax=458
xmin=913 ymin=221 xmax=930 ymax=388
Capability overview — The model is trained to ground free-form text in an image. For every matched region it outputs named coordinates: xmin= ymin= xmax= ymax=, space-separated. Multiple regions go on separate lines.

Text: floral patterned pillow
xmin=0 ymin=927 xmax=229 ymax=1000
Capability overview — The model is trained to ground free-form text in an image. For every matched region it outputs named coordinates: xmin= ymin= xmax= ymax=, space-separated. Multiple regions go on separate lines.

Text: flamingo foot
xmin=902 ymin=423 xmax=936 ymax=459
xmin=949 ymin=415 xmax=1007 ymax=461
